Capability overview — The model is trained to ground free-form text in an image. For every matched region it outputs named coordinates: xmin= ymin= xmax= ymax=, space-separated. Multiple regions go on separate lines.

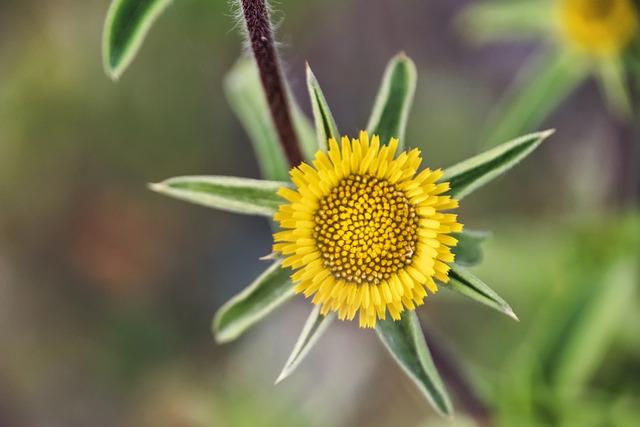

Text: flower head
xmin=273 ymin=132 xmax=463 ymax=328
xmin=557 ymin=0 xmax=639 ymax=56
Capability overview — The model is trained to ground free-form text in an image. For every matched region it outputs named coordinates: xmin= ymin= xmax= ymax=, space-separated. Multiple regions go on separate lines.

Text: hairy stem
xmin=240 ymin=0 xmax=303 ymax=167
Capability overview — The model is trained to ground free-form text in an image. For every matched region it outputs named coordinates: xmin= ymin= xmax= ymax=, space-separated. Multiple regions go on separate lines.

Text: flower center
xmin=558 ymin=0 xmax=639 ymax=56
xmin=313 ymin=174 xmax=419 ymax=285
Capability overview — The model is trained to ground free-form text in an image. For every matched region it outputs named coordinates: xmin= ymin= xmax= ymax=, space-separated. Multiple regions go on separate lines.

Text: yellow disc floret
xmin=558 ymin=0 xmax=639 ymax=56
xmin=272 ymin=132 xmax=463 ymax=328
xmin=314 ymin=174 xmax=419 ymax=285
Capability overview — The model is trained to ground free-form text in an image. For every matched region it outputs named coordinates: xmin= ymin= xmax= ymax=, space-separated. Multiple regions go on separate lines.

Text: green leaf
xmin=452 ymin=230 xmax=490 ymax=266
xmin=291 ymin=87 xmax=321 ymax=163
xmin=213 ymin=260 xmax=294 ymax=343
xmin=225 ymin=59 xmax=291 ymax=181
xmin=376 ymin=311 xmax=453 ymax=416
xmin=541 ymin=258 xmax=637 ymax=395
xmin=306 ymin=64 xmax=340 ymax=151
xmin=225 ymin=59 xmax=318 ymax=180
xmin=275 ymin=307 xmax=334 ymax=384
xmin=447 ymin=264 xmax=518 ymax=321
xmin=149 ymin=176 xmax=288 ymax=216
xmin=482 ymin=51 xmax=587 ymax=148
xmin=102 ymin=0 xmax=174 ymax=80
xmin=597 ymin=57 xmax=632 ymax=118
xmin=366 ymin=53 xmax=417 ymax=150
xmin=442 ymin=129 xmax=554 ymax=200
xmin=457 ymin=0 xmax=553 ymax=44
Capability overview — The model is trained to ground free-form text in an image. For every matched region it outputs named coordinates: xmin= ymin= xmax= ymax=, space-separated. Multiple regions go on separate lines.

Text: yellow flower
xmin=272 ymin=131 xmax=463 ymax=328
xmin=558 ymin=0 xmax=639 ymax=56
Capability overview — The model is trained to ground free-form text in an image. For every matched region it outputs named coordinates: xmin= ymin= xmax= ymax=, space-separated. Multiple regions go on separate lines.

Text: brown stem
xmin=240 ymin=0 xmax=303 ymax=167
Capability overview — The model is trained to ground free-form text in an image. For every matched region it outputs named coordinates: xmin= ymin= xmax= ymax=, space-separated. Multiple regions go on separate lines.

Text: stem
xmin=240 ymin=0 xmax=303 ymax=167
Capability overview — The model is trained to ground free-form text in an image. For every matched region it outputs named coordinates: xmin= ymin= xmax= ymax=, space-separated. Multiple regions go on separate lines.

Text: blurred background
xmin=0 ymin=0 xmax=638 ymax=426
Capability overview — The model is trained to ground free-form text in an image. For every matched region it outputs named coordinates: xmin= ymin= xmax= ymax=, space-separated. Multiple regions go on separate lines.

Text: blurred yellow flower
xmin=273 ymin=132 xmax=463 ymax=328
xmin=558 ymin=0 xmax=639 ymax=56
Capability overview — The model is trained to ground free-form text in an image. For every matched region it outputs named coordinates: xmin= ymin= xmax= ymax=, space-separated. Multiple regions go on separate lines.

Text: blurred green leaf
xmin=376 ymin=311 xmax=453 ymax=416
xmin=443 ymin=130 xmax=553 ymax=200
xmin=482 ymin=51 xmax=586 ymax=148
xmin=457 ymin=0 xmax=552 ymax=44
xmin=102 ymin=0 xmax=174 ymax=80
xmin=542 ymin=258 xmax=637 ymax=395
xmin=225 ymin=59 xmax=291 ymax=181
xmin=366 ymin=52 xmax=417 ymax=149
xmin=306 ymin=64 xmax=340 ymax=151
xmin=225 ymin=59 xmax=318 ymax=179
xmin=150 ymin=176 xmax=287 ymax=216
xmin=452 ymin=230 xmax=490 ymax=266
xmin=448 ymin=264 xmax=518 ymax=320
xmin=275 ymin=307 xmax=334 ymax=384
xmin=213 ymin=260 xmax=294 ymax=343
xmin=597 ymin=57 xmax=632 ymax=118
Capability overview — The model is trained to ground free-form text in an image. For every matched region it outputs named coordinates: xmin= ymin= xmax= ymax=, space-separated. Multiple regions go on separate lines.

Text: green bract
xmin=151 ymin=53 xmax=553 ymax=417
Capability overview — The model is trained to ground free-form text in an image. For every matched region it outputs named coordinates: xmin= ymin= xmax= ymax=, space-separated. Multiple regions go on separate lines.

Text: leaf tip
xmin=147 ymin=182 xmax=165 ymax=193
xmin=211 ymin=315 xmax=232 ymax=344
xmin=260 ymin=252 xmax=279 ymax=261
xmin=274 ymin=370 xmax=288 ymax=385
xmin=539 ymin=128 xmax=556 ymax=140
xmin=305 ymin=62 xmax=317 ymax=82
xmin=505 ymin=306 xmax=520 ymax=322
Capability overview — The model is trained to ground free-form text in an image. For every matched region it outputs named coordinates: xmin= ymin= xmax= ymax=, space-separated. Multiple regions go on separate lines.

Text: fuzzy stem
xmin=240 ymin=0 xmax=303 ymax=167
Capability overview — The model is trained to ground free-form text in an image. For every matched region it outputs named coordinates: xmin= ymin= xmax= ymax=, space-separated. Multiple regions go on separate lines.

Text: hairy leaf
xmin=213 ymin=260 xmax=294 ymax=343
xmin=376 ymin=311 xmax=453 ymax=416
xmin=103 ymin=0 xmax=174 ymax=80
xmin=443 ymin=129 xmax=554 ymax=200
xmin=367 ymin=53 xmax=417 ymax=150
xmin=306 ymin=64 xmax=340 ymax=151
xmin=150 ymin=176 xmax=287 ymax=216
xmin=276 ymin=307 xmax=334 ymax=384
xmin=448 ymin=264 xmax=518 ymax=321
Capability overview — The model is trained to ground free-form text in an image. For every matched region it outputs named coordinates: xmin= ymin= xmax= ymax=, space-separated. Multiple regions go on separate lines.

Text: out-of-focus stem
xmin=240 ymin=0 xmax=303 ymax=167
xmin=425 ymin=326 xmax=493 ymax=426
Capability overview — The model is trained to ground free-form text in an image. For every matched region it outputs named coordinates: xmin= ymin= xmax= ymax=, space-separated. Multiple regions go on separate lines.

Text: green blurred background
xmin=0 ymin=1 xmax=638 ymax=426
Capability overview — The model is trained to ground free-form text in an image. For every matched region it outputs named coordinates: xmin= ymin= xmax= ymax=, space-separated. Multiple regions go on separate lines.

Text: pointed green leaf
xmin=102 ymin=0 xmax=174 ymax=80
xmin=291 ymin=87 xmax=320 ymax=162
xmin=482 ymin=51 xmax=586 ymax=148
xmin=306 ymin=64 xmax=340 ymax=151
xmin=442 ymin=129 xmax=554 ymax=200
xmin=452 ymin=230 xmax=490 ymax=267
xmin=457 ymin=0 xmax=552 ymax=44
xmin=447 ymin=264 xmax=518 ymax=321
xmin=376 ymin=311 xmax=453 ymax=416
xmin=367 ymin=53 xmax=417 ymax=149
xmin=150 ymin=176 xmax=287 ymax=216
xmin=275 ymin=307 xmax=334 ymax=384
xmin=213 ymin=260 xmax=294 ymax=343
